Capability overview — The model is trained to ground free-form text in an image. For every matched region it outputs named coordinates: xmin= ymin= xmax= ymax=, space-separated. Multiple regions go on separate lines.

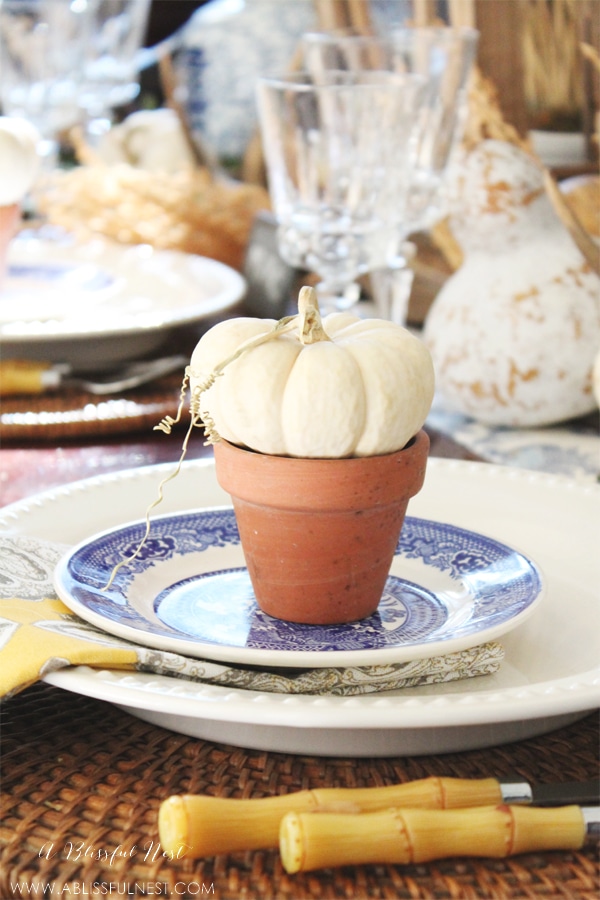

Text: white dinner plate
xmin=0 ymin=232 xmax=245 ymax=368
xmin=1 ymin=458 xmax=598 ymax=756
xmin=53 ymin=509 xmax=543 ymax=667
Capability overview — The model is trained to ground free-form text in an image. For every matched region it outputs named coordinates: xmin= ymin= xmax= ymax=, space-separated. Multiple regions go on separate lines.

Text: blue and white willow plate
xmin=54 ymin=508 xmax=544 ymax=668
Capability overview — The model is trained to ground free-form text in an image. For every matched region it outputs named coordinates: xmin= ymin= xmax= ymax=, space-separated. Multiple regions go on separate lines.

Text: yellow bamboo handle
xmin=280 ymin=804 xmax=587 ymax=873
xmin=158 ymin=776 xmax=502 ymax=858
xmin=0 ymin=360 xmax=50 ymax=395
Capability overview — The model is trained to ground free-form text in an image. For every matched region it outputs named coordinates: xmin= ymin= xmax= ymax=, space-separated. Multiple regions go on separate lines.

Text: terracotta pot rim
xmin=214 ymin=430 xmax=426 ymax=464
xmin=213 ymin=429 xmax=430 ymax=513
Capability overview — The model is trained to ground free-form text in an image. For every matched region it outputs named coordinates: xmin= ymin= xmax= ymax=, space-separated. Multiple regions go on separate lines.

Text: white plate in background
xmin=1 ymin=232 xmax=245 ymax=369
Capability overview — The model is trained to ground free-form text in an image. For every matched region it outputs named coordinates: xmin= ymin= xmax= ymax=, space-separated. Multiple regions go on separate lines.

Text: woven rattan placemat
xmin=0 ymin=373 xmax=185 ymax=442
xmin=1 ymin=683 xmax=598 ymax=899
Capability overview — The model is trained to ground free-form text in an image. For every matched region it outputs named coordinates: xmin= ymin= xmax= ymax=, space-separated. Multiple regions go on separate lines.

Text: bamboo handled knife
xmin=0 ymin=355 xmax=187 ymax=395
xmin=279 ymin=803 xmax=600 ymax=873
xmin=158 ymin=776 xmax=599 ymax=859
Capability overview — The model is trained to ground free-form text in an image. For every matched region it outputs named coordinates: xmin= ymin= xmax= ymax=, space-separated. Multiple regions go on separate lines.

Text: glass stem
xmin=315 ymin=279 xmax=361 ymax=315
xmin=369 ymin=264 xmax=415 ymax=326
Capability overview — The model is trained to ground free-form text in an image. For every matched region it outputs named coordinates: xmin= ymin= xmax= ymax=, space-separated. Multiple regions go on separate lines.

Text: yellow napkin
xmin=0 ymin=533 xmax=504 ymax=700
xmin=0 ymin=596 xmax=137 ymax=696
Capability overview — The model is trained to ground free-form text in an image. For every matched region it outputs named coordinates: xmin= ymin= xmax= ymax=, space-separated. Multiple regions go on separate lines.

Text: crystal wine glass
xmin=0 ymin=0 xmax=87 ymax=166
xmin=303 ymin=28 xmax=479 ymax=232
xmin=0 ymin=0 xmax=152 ymax=160
xmin=256 ymin=69 xmax=426 ymax=315
xmin=78 ymin=0 xmax=152 ymax=142
xmin=300 ymin=28 xmax=479 ymax=321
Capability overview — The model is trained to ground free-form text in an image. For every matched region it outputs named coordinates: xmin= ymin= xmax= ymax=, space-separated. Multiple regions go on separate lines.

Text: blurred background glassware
xmin=0 ymin=0 xmax=152 ymax=163
xmin=0 ymin=0 xmax=87 ymax=165
xmin=78 ymin=0 xmax=152 ymax=142
xmin=256 ymin=69 xmax=425 ymax=315
xmin=300 ymin=28 xmax=479 ymax=323
xmin=302 ymin=28 xmax=479 ymax=233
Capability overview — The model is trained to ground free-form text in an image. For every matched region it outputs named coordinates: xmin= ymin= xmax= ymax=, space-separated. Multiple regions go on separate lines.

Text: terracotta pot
xmin=0 ymin=203 xmax=18 ymax=288
xmin=212 ymin=430 xmax=430 ymax=625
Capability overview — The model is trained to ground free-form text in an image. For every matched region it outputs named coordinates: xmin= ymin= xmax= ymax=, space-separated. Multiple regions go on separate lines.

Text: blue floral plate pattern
xmin=54 ymin=509 xmax=544 ymax=667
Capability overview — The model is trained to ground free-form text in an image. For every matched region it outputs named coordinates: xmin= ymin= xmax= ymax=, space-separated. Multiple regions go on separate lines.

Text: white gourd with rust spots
xmin=189 ymin=288 xmax=434 ymax=458
xmin=423 ymin=140 xmax=600 ymax=426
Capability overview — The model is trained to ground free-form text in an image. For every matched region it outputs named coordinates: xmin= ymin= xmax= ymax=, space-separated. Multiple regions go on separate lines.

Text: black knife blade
xmin=499 ymin=777 xmax=600 ymax=807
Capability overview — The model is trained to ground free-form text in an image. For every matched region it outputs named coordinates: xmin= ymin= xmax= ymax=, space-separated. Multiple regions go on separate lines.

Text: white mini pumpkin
xmin=189 ymin=286 xmax=434 ymax=458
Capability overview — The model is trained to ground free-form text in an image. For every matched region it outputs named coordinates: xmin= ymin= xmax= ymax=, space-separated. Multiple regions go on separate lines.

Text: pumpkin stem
xmin=298 ymin=286 xmax=331 ymax=344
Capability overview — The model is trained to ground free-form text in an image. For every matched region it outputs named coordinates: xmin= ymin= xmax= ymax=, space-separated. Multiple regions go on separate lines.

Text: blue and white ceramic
xmin=173 ymin=0 xmax=412 ymax=164
xmin=54 ymin=509 xmax=544 ymax=667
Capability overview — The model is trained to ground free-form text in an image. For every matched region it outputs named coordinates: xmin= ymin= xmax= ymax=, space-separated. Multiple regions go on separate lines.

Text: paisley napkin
xmin=0 ymin=533 xmax=504 ymax=700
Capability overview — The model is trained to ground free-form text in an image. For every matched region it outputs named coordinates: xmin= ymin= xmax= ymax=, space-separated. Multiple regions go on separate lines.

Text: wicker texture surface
xmin=0 ymin=374 xmax=184 ymax=442
xmin=1 ymin=683 xmax=598 ymax=899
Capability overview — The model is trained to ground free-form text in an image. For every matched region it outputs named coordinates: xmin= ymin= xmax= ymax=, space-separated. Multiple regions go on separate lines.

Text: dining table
xmin=1 ymin=357 xmax=599 ymax=900
xmin=1 ymin=0 xmax=599 ymax=886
